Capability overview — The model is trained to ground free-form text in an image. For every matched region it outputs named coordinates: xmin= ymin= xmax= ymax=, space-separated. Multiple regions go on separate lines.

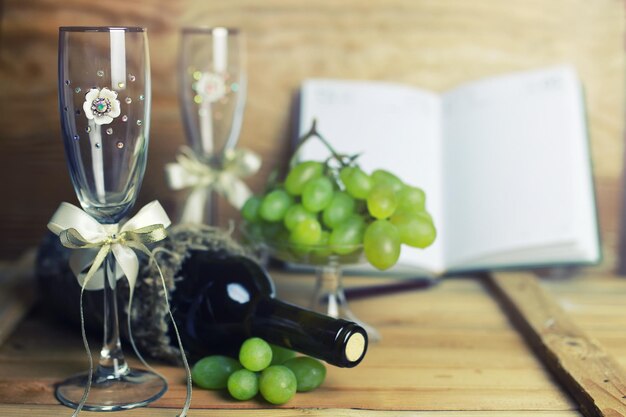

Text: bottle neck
xmin=250 ymin=296 xmax=367 ymax=368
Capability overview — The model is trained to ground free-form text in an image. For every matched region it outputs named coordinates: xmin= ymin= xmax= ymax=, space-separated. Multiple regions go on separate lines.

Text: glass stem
xmin=313 ymin=259 xmax=346 ymax=318
xmin=98 ymin=252 xmax=129 ymax=379
xmin=313 ymin=260 xmax=383 ymax=343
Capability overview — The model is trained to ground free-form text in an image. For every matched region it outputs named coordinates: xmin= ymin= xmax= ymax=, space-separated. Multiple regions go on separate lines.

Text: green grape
xmin=239 ymin=337 xmax=273 ymax=372
xmin=311 ymin=230 xmax=333 ymax=259
xmin=285 ymin=161 xmax=324 ymax=195
xmin=420 ymin=211 xmax=433 ymax=221
xmin=367 ymin=183 xmax=398 ymax=219
xmin=227 ymin=369 xmax=259 ymax=401
xmin=241 ymin=196 xmax=262 ymax=223
xmin=371 ymin=169 xmax=404 ymax=193
xmin=329 ymin=215 xmax=365 ymax=255
xmin=261 ymin=221 xmax=289 ymax=243
xmin=283 ymin=204 xmax=316 ymax=231
xmin=364 ymin=220 xmax=401 ymax=270
xmin=322 ymin=191 xmax=356 ymax=229
xmin=390 ymin=211 xmax=436 ymax=248
xmin=191 ymin=355 xmax=242 ymax=389
xmin=259 ymin=189 xmax=293 ymax=222
xmin=396 ymin=186 xmax=426 ymax=213
xmin=339 ymin=166 xmax=372 ymax=199
xmin=290 ymin=217 xmax=322 ymax=246
xmin=302 ymin=177 xmax=334 ymax=213
xmin=270 ymin=344 xmax=297 ymax=365
xmin=244 ymin=222 xmax=264 ymax=242
xmin=338 ymin=166 xmax=353 ymax=179
xmin=283 ymin=357 xmax=327 ymax=392
xmin=289 ymin=243 xmax=312 ymax=260
xmin=259 ymin=365 xmax=297 ymax=405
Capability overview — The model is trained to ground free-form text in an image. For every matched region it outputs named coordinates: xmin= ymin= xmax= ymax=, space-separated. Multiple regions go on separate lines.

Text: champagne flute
xmin=56 ymin=26 xmax=166 ymax=411
xmin=178 ymin=27 xmax=247 ymax=224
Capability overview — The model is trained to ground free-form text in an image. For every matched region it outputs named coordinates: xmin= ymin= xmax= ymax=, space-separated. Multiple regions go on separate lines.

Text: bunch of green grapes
xmin=242 ymin=158 xmax=436 ymax=270
xmin=192 ymin=337 xmax=327 ymax=404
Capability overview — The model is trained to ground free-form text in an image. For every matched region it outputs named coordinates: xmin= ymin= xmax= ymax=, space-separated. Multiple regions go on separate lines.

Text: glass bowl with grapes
xmin=240 ymin=121 xmax=437 ymax=342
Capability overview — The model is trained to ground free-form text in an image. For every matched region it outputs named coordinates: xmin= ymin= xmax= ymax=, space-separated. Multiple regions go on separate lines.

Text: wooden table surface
xmin=1 ymin=267 xmax=625 ymax=416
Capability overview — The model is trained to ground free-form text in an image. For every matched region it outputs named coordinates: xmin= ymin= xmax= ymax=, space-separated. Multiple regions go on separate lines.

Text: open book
xmin=296 ymin=66 xmax=601 ymax=275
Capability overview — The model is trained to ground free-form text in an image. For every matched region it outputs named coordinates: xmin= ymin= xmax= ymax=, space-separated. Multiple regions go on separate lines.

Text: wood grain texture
xmin=0 ymin=0 xmax=623 ymax=265
xmin=488 ymin=273 xmax=626 ymax=417
xmin=0 ymin=405 xmax=585 ymax=417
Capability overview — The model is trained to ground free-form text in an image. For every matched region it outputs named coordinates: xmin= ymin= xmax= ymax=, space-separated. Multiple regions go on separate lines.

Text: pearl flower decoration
xmin=83 ymin=87 xmax=121 ymax=125
xmin=195 ymin=72 xmax=226 ymax=103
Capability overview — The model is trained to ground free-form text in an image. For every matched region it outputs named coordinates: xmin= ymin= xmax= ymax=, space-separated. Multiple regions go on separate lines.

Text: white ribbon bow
xmin=47 ymin=200 xmax=171 ymax=292
xmin=46 ymin=200 xmax=192 ymax=417
xmin=166 ymin=146 xmax=261 ymax=224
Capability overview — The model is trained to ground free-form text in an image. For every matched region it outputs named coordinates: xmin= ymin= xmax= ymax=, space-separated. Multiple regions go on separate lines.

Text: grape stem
xmin=290 ymin=119 xmax=351 ymax=168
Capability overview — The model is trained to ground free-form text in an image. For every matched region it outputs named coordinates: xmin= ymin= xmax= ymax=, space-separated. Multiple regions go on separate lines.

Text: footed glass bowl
xmin=248 ymin=233 xmax=381 ymax=342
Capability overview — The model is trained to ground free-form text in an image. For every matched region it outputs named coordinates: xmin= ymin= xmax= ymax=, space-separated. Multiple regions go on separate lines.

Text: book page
xmin=298 ymin=79 xmax=445 ymax=273
xmin=441 ymin=66 xmax=599 ymax=269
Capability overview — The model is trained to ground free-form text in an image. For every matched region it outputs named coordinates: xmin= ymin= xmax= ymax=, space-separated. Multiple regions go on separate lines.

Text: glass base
xmin=55 ymin=367 xmax=168 ymax=412
xmin=313 ymin=263 xmax=382 ymax=342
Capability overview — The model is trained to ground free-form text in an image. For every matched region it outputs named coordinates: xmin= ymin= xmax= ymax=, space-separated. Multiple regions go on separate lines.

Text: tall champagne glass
xmin=57 ymin=26 xmax=166 ymax=411
xmin=178 ymin=27 xmax=247 ymax=224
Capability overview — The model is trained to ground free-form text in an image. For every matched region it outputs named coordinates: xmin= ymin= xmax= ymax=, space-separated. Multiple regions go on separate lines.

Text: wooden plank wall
xmin=0 ymin=0 xmax=623 ymax=263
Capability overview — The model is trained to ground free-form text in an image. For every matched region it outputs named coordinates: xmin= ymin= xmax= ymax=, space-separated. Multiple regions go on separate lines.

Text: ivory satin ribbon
xmin=166 ymin=146 xmax=261 ymax=224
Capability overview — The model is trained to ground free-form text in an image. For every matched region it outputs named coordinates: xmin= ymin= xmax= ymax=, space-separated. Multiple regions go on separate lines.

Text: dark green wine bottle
xmin=173 ymin=250 xmax=368 ymax=368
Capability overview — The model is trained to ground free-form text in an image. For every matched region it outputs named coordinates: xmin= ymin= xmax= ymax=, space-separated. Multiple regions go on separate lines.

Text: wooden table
xmin=1 ymin=267 xmax=625 ymax=416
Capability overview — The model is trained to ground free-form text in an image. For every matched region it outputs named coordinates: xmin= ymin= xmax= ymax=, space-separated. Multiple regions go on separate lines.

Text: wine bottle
xmin=173 ymin=250 xmax=368 ymax=368
xmin=36 ymin=232 xmax=368 ymax=368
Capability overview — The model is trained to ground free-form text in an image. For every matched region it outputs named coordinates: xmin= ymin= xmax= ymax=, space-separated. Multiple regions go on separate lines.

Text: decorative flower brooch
xmin=195 ymin=72 xmax=226 ymax=103
xmin=83 ymin=87 xmax=121 ymax=125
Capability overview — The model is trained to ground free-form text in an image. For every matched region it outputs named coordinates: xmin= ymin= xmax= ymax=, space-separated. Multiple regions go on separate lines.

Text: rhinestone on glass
xmin=91 ymin=98 xmax=111 ymax=116
xmin=129 ymin=74 xmax=136 ymax=82
xmin=106 ymin=128 xmax=113 ymax=135
xmin=97 ymin=70 xmax=104 ymax=77
xmin=122 ymin=115 xmax=128 ymax=122
xmin=136 ymin=120 xmax=142 ymax=126
xmin=125 ymin=97 xmax=132 ymax=104
xmin=116 ymin=141 xmax=124 ymax=149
